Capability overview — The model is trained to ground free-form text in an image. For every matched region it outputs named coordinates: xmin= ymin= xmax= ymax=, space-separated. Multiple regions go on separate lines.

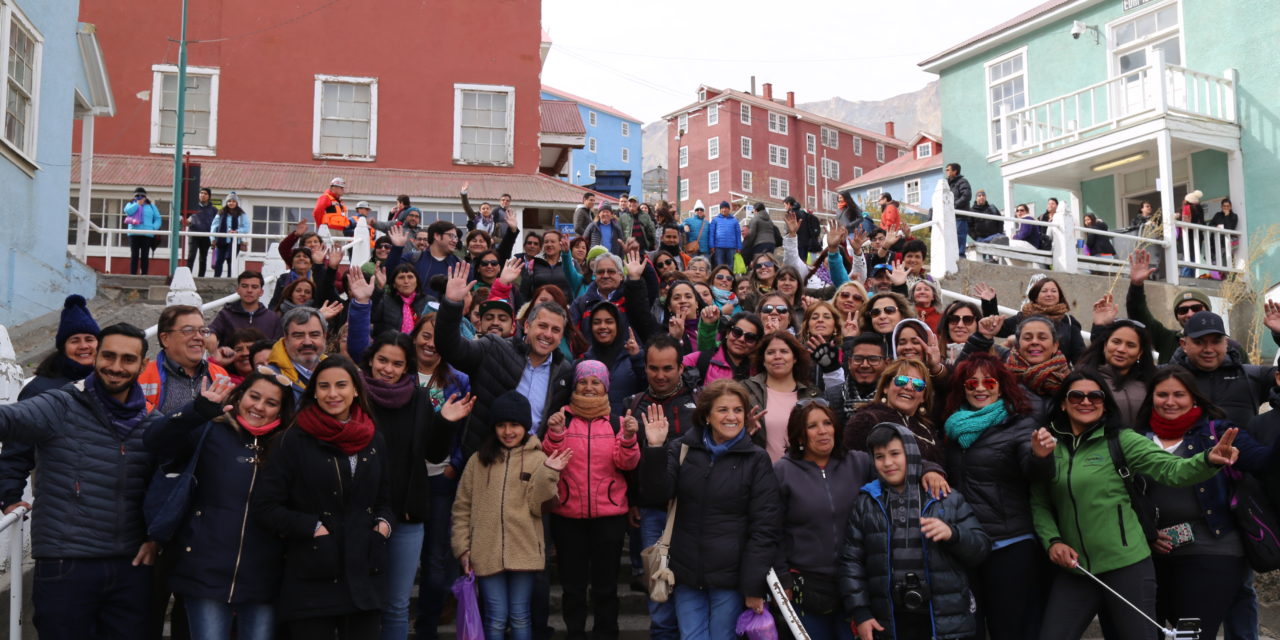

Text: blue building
xmin=541 ymin=85 xmax=642 ymax=198
xmin=839 ymin=132 xmax=945 ymax=219
xmin=0 ymin=5 xmax=114 ymax=326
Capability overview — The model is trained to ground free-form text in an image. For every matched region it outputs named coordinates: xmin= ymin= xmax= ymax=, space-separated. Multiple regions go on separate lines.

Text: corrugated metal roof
xmin=540 ymin=100 xmax=586 ymax=135
xmin=542 ymin=85 xmax=642 ymax=124
xmin=918 ymin=0 xmax=1080 ymax=68
xmin=72 ymin=154 xmax=614 ymax=205
xmin=838 ymin=152 xmax=945 ymax=190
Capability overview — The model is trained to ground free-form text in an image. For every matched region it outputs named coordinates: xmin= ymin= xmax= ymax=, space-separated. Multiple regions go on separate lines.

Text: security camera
xmin=1071 ymin=21 xmax=1085 ymax=39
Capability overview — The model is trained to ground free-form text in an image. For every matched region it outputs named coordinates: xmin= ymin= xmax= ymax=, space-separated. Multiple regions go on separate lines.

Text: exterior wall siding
xmin=542 ymin=90 xmax=642 ymax=198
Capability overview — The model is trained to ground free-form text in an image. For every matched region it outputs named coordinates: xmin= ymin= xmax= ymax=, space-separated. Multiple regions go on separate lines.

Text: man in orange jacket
xmin=313 ymin=176 xmax=350 ymax=231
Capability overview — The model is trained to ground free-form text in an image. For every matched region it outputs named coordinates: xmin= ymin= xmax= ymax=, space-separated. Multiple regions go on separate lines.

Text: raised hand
xmin=668 ymin=311 xmax=686 ymax=339
xmin=1092 ymin=294 xmax=1118 ymax=327
xmin=920 ymin=517 xmax=953 ymax=542
xmin=1208 ymin=427 xmax=1240 ymax=466
xmin=1264 ymin=300 xmax=1280 ymax=335
xmin=1031 ymin=428 xmax=1057 ymax=458
xmin=642 ymin=403 xmax=669 ymax=447
xmin=318 ymin=300 xmax=344 ymax=321
xmin=544 ymin=448 xmax=573 ymax=471
xmin=347 ymin=269 xmax=375 ymax=304
xmin=546 ymin=407 xmax=568 ymax=434
xmin=294 ymin=218 xmax=309 ymax=236
xmin=622 ymin=409 xmax=640 ymax=436
xmin=461 ymin=181 xmax=470 ymax=194
xmin=199 ymin=377 xmax=236 ymax=408
xmin=326 ymin=245 xmax=343 ymax=268
xmin=440 ymin=393 xmax=477 ymax=423
xmin=499 ymin=257 xmax=524 ymax=286
xmin=624 ymin=328 xmax=640 ymax=356
xmin=443 ymin=262 xmax=472 ymax=303
xmin=375 ymin=266 xmax=387 ymax=291
xmin=624 ymin=250 xmax=646 ymax=280
xmin=211 ymin=345 xmax=236 ymax=367
xmin=973 ymin=282 xmax=997 ymax=301
xmin=802 ymin=295 xmax=821 ymax=310
xmin=925 ymin=331 xmax=942 ymax=367
xmin=977 ymin=314 xmax=1004 ymax=339
xmin=746 ymin=406 xmax=767 ymax=436
xmin=1129 ymin=249 xmax=1156 ymax=286
xmin=784 ymin=210 xmax=800 ymax=237
xmin=888 ymin=258 xmax=908 ymax=285
xmin=387 ymin=224 xmax=408 ymax=247
xmin=700 ymin=304 xmax=721 ymax=325
xmin=842 ymin=311 xmax=860 ymax=338
xmin=826 ymin=220 xmax=848 ymax=252
xmin=851 ymin=225 xmax=868 ymax=253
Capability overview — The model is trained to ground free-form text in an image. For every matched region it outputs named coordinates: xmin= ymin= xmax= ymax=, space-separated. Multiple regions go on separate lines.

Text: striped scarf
xmin=1005 ymin=349 xmax=1071 ymax=397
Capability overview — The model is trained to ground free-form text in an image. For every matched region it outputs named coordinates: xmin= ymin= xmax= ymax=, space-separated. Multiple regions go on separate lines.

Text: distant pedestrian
xmin=708 ymin=201 xmax=742 ymax=268
xmin=211 ymin=192 xmax=249 ymax=278
xmin=313 ymin=177 xmax=350 ymax=232
xmin=124 ymin=187 xmax=162 ymax=275
xmin=186 ymin=187 xmax=217 ymax=277
xmin=946 ymin=163 xmax=973 ymax=256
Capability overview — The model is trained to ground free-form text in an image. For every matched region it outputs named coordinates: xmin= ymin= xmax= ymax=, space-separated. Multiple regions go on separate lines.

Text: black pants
xmin=1154 ymin=553 xmax=1250 ymax=639
xmin=213 ymin=242 xmax=234 ymax=278
xmin=33 ymin=557 xmax=151 ymax=640
xmin=148 ymin=544 xmax=189 ymax=640
xmin=551 ymin=514 xmax=627 ymax=639
xmin=1039 ymin=558 xmax=1158 ymax=640
xmin=288 ymin=610 xmax=380 ymax=639
xmin=972 ymin=538 xmax=1050 ymax=640
xmin=130 ymin=235 xmax=153 ymax=275
xmin=891 ymin=611 xmax=934 ymax=639
xmin=186 ymin=237 xmax=211 ymax=277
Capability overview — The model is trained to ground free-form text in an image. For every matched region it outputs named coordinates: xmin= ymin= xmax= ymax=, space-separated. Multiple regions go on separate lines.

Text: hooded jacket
xmin=542 ymin=411 xmax=639 ymax=519
xmin=1169 ymin=348 xmax=1275 ymax=428
xmin=188 ymin=201 xmax=218 ymax=234
xmin=837 ymin=423 xmax=990 ymax=639
xmin=210 ymin=301 xmax=283 ymax=343
xmin=707 ymin=212 xmax=743 ymax=251
xmin=582 ymin=300 xmax=647 ymax=413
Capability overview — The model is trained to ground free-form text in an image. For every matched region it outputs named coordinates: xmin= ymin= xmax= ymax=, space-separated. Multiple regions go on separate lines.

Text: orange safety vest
xmin=321 ymin=193 xmax=350 ymax=230
xmin=138 ymin=355 xmax=231 ymax=409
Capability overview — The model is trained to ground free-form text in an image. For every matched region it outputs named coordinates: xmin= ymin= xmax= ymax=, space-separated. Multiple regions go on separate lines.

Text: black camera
xmin=893 ymin=573 xmax=931 ymax=612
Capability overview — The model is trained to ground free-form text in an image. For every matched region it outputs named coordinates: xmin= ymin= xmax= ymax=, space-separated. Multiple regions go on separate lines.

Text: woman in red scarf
xmin=1137 ymin=365 xmax=1275 ymax=638
xmin=251 ymin=356 xmax=392 ymax=640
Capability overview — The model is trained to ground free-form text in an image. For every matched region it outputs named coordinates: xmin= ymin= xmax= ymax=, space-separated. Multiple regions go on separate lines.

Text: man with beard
xmin=265 ymin=306 xmax=328 ymax=400
xmin=476 ymin=299 xmax=516 ymax=338
xmin=823 ymin=333 xmax=889 ymax=427
xmin=651 ymin=224 xmax=691 ymax=270
xmin=0 ymin=323 xmax=158 ymax=639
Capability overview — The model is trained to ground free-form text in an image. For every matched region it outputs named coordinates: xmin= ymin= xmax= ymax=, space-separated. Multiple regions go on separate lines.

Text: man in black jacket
xmin=185 ymin=187 xmax=217 ymax=276
xmin=946 ymin=163 xmax=973 ymax=256
xmin=784 ymin=196 xmax=822 ymax=262
xmin=0 ymin=323 xmax=157 ymax=639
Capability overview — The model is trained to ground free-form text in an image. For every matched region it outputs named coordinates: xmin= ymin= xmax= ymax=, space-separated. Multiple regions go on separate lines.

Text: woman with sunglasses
xmin=143 ymin=370 xmax=295 ymax=640
xmin=1031 ymin=369 xmax=1236 ymax=640
xmin=372 ymin=264 xmax=429 ymax=338
xmin=966 ymin=315 xmax=1071 ymax=401
xmin=939 ymin=301 xmax=983 ymax=366
xmin=975 ymin=276 xmax=1087 ymax=364
xmin=743 ymin=332 xmax=821 ymax=462
xmin=756 ymin=292 xmax=795 ymax=336
xmin=800 ymin=301 xmax=848 ymax=391
xmin=857 ymin=292 xmax=914 ymax=350
xmin=683 ymin=311 xmax=763 ymax=388
xmin=941 ymin=353 xmax=1057 ymax=640
xmin=469 ymin=249 xmax=504 ymax=290
xmin=830 ymin=281 xmax=868 ymax=329
xmin=1079 ymin=295 xmax=1157 ymax=426
xmin=748 ymin=253 xmax=780 ymax=299
xmin=843 ymin=358 xmax=944 ymax=465
xmin=708 ymin=264 xmax=737 ymax=310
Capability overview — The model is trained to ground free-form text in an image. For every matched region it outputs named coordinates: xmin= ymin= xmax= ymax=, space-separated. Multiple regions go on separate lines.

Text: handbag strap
xmin=657 ymin=444 xmax=689 ymax=547
xmin=180 ymin=422 xmax=214 ymax=475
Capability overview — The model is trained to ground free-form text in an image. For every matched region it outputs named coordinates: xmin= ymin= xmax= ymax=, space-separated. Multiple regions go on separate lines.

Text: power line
xmin=555 ymin=42 xmax=920 ymax=64
xmin=553 ymin=47 xmax=688 ymax=100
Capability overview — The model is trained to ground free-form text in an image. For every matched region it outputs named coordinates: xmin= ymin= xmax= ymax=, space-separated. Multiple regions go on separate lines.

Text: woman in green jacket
xmin=1030 ymin=369 xmax=1238 ymax=640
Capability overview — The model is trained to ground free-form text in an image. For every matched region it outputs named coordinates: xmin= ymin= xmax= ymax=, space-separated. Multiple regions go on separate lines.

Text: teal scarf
xmin=944 ymin=401 xmax=1009 ymax=449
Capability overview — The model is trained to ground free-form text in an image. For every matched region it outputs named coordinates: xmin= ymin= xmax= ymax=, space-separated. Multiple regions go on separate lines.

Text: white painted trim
xmin=452 ymin=83 xmax=515 ymax=166
xmin=741 ymin=169 xmax=753 ymax=193
xmin=312 ymin=74 xmax=378 ymax=161
xmin=707 ymin=136 xmax=719 ymax=160
xmin=740 ymin=136 xmax=752 ymax=159
xmin=678 ymin=145 xmax=689 ymax=168
xmin=0 ymin=1 xmax=43 ymax=163
xmin=740 ymin=102 xmax=751 ymax=125
xmin=919 ymin=0 xmax=1104 ymax=73
xmin=983 ymin=46 xmax=1028 ymax=159
xmin=708 ymin=170 xmax=720 ymax=194
xmin=149 ymin=64 xmax=219 ymax=156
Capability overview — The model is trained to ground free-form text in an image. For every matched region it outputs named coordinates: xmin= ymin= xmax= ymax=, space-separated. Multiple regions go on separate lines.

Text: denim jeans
xmin=640 ymin=507 xmax=679 ymax=639
xmin=415 ymin=475 xmax=459 ymax=640
xmin=956 ymin=219 xmax=969 ymax=256
xmin=381 ymin=522 xmax=425 ymax=640
xmin=185 ymin=597 xmax=275 ymax=640
xmin=672 ymin=584 xmax=742 ymax=640
xmin=712 ymin=248 xmax=737 ymax=269
xmin=33 ymin=556 xmax=152 ymax=640
xmin=1223 ymin=570 xmax=1258 ymax=640
xmin=479 ymin=571 xmax=537 ymax=640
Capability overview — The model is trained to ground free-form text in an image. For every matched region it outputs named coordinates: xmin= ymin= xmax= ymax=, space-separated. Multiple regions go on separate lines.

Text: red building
xmin=663 ymin=83 xmax=907 ymax=214
xmin=70 ymin=0 xmax=596 ymax=273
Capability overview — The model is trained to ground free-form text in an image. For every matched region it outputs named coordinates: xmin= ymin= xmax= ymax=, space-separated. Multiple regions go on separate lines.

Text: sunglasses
xmin=796 ymin=397 xmax=830 ymax=408
xmin=963 ymin=377 xmax=998 ymax=391
xmin=948 ymin=315 xmax=977 ymax=326
xmin=478 ymin=260 xmax=501 ymax=267
xmin=869 ymin=305 xmax=899 ymax=318
xmin=754 ymin=261 xmax=776 ymax=270
xmin=1066 ymin=390 xmax=1106 ymax=405
xmin=892 ymin=375 xmax=926 ymax=392
xmin=729 ymin=326 xmax=761 ymax=343
xmin=761 ymin=305 xmax=789 ymax=315
xmin=1175 ymin=304 xmax=1206 ymax=316
xmin=658 ymin=259 xmax=674 ymax=267
xmin=837 ymin=291 xmax=864 ymax=301
xmin=714 ymin=273 xmax=734 ymax=282
xmin=255 ymin=365 xmax=295 ymax=388
xmin=849 ymin=355 xmax=885 ymax=365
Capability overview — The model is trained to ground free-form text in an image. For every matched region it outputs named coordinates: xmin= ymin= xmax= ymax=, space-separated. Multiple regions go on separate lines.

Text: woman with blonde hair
xmin=842 ymin=358 xmax=942 ymax=464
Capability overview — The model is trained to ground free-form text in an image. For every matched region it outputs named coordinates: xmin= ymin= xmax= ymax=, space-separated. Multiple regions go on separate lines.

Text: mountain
xmin=642 ymin=81 xmax=939 ymax=173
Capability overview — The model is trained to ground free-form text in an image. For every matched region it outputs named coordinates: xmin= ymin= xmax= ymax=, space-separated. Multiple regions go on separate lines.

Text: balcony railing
xmin=999 ymin=51 xmax=1236 ymax=160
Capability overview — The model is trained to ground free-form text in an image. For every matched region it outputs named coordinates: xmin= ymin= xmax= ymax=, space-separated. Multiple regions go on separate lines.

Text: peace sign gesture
xmin=1208 ymin=427 xmax=1240 ymax=466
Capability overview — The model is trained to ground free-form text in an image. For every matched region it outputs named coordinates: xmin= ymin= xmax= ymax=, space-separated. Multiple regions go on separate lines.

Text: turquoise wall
xmin=1082 ymin=175 xmax=1116 ymax=224
xmin=1190 ymin=150 xmax=1229 ymax=201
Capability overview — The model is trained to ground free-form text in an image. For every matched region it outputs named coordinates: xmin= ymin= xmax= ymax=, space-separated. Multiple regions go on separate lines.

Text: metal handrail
xmin=0 ymin=504 xmax=28 ymax=639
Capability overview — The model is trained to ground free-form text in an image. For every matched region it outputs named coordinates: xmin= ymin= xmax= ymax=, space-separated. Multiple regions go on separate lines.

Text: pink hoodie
xmin=542 ymin=413 xmax=640 ymax=519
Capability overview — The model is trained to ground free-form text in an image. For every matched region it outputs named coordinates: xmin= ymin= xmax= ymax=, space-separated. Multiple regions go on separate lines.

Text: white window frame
xmin=805 ymin=133 xmax=816 ymax=154
xmin=824 ymin=190 xmax=840 ymax=211
xmin=822 ymin=158 xmax=840 ymax=181
xmin=916 ymin=143 xmax=932 ymax=159
xmin=769 ymin=177 xmax=790 ymax=200
xmin=677 ymin=113 xmax=689 ymax=133
xmin=984 ymin=46 xmax=1028 ymax=157
xmin=854 ymin=166 xmax=863 ymax=178
xmin=678 ymin=145 xmax=689 ymax=168
xmin=679 ymin=178 xmax=689 ymax=202
xmin=1 ymin=3 xmax=43 ymax=166
xmin=588 ymin=111 xmax=598 ymax=127
xmin=767 ymin=111 xmax=788 ymax=134
xmin=806 ymin=165 xmax=817 ymax=186
xmin=853 ymin=137 xmax=863 ymax=156
xmin=698 ymin=88 xmax=707 ymax=102
xmin=708 ymin=170 xmax=720 ymax=194
xmin=876 ymin=143 xmax=885 ymax=163
xmin=150 ymin=64 xmax=221 ymax=157
xmin=866 ymin=187 xmax=883 ymax=203
xmin=741 ymin=170 xmax=753 ymax=193
xmin=740 ymin=103 xmax=751 ymax=125
xmin=707 ymin=136 xmax=719 ymax=160
xmin=452 ymin=83 xmax=514 ymax=166
xmin=588 ymin=137 xmax=597 ymax=153
xmin=807 ymin=195 xmax=818 ymax=209
xmin=820 ymin=126 xmax=839 ymax=149
xmin=588 ymin=164 xmax=596 ymax=178
xmin=621 ymin=121 xmax=630 ymax=136
xmin=768 ymin=144 xmax=789 ymax=168
xmin=707 ymin=103 xmax=719 ymax=126
xmin=904 ymin=179 xmax=921 ymax=205
xmin=621 ymin=147 xmax=630 ymax=163
xmin=740 ymin=136 xmax=752 ymax=159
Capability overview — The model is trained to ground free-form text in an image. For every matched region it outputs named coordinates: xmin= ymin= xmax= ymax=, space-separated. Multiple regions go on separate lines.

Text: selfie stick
xmin=1072 ymin=562 xmax=1200 ymax=639
xmin=766 ymin=569 xmax=812 ymax=640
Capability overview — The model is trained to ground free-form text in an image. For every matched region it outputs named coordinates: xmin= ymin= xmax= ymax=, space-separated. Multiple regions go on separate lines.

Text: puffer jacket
xmin=774 ymin=452 xmax=873 ymax=586
xmin=844 ymin=402 xmax=944 ymax=465
xmin=542 ymin=413 xmax=639 ymax=519
xmin=681 ymin=344 xmax=752 ymax=388
xmin=638 ymin=426 xmax=781 ymax=597
xmin=0 ymin=380 xmax=153 ymax=559
xmin=370 ymin=288 xmax=431 ymax=337
xmin=707 ymin=214 xmax=742 ymax=250
xmin=0 ymin=366 xmax=88 ymax=511
xmin=209 ymin=301 xmax=283 ymax=344
xmin=125 ymin=201 xmax=162 ymax=236
xmin=943 ymin=407 xmax=1054 ymax=541
xmin=1169 ymin=349 xmax=1275 ymax=428
xmin=452 ymin=436 xmax=560 ymax=577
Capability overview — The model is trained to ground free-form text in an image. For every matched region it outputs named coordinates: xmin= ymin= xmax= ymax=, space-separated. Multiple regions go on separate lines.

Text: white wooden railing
xmin=1173 ymin=220 xmax=1244 ymax=274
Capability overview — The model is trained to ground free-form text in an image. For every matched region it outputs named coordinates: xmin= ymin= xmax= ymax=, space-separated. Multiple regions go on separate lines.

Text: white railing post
xmin=999 ymin=105 xmax=1011 ymax=163
xmin=930 ymin=180 xmax=957 ymax=279
xmin=261 ymin=242 xmax=287 ymax=307
xmin=0 ymin=325 xmax=21 ymax=405
xmin=1054 ymin=200 xmax=1078 ymax=273
xmin=1153 ymin=48 xmax=1169 ymax=114
xmin=166 ymin=267 xmax=203 ymax=308
xmin=75 ymin=114 xmax=95 ymax=263
xmin=1224 ymin=68 xmax=1238 ymax=123
xmin=350 ymin=218 xmax=371 ymax=269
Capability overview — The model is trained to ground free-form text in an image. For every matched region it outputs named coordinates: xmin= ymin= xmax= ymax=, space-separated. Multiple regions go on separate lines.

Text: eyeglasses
xmin=1066 ymin=390 xmax=1107 ymax=405
xmin=729 ymin=326 xmax=761 ymax=343
xmin=892 ymin=375 xmax=927 ymax=392
xmin=478 ymin=260 xmax=501 ymax=267
xmin=1175 ymin=304 xmax=1206 ymax=316
xmin=948 ymin=315 xmax=977 ymax=326
xmin=868 ymin=305 xmax=899 ymax=318
xmin=761 ymin=305 xmax=789 ymax=315
xmin=849 ymin=355 xmax=885 ymax=365
xmin=714 ymin=273 xmax=734 ymax=282
xmin=754 ymin=261 xmax=776 ymax=270
xmin=165 ymin=326 xmax=212 ymax=337
xmin=796 ymin=397 xmax=830 ymax=408
xmin=595 ymin=269 xmax=619 ymax=276
xmin=837 ymin=291 xmax=864 ymax=302
xmin=255 ymin=365 xmax=295 ymax=388
xmin=963 ymin=377 xmax=998 ymax=391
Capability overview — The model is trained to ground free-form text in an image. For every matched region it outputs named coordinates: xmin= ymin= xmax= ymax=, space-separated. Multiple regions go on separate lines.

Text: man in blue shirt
xmin=387 ymin=220 xmax=461 ymax=298
xmin=682 ymin=204 xmax=710 ymax=256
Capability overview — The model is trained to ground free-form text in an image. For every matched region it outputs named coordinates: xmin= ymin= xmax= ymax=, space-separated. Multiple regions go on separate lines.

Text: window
xmin=741 ymin=170 xmax=753 ymax=193
xmin=678 ymin=145 xmax=688 ymax=168
xmin=820 ymin=127 xmax=839 ymax=149
xmin=898 ymin=150 xmax=906 ymax=158
xmin=767 ymin=111 xmax=788 ymax=134
xmin=707 ymin=104 xmax=719 ymax=126
xmin=1110 ymin=5 xmax=1181 ymax=116
xmin=916 ymin=143 xmax=932 ymax=159
xmin=876 ymin=143 xmax=885 ymax=163
xmin=708 ymin=170 xmax=720 ymax=193
xmin=854 ymin=166 xmax=863 ymax=178
xmin=904 ymin=179 xmax=921 ymax=205
xmin=807 ymin=195 xmax=818 ymax=209
xmin=69 ymin=196 xmax=172 ymax=251
xmin=588 ymin=164 xmax=596 ymax=178
xmin=150 ymin=64 xmax=220 ymax=156
xmin=740 ymin=103 xmax=751 ymax=124
xmin=621 ymin=121 xmax=630 ymax=136
xmin=453 ymin=83 xmax=513 ymax=165
xmin=825 ymin=190 xmax=840 ymax=211
xmin=740 ymin=136 xmax=752 ymax=159
xmin=698 ymin=88 xmax=707 ymax=102
xmin=769 ymin=177 xmax=790 ymax=199
xmin=679 ymin=178 xmax=689 ymax=202
xmin=2 ymin=7 xmax=41 ymax=159
xmin=807 ymin=165 xmax=816 ymax=186
xmin=588 ymin=137 xmax=597 ymax=153
xmin=588 ymin=111 xmax=598 ymax=127
xmin=985 ymin=48 xmax=1027 ymax=153
xmin=853 ymin=137 xmax=863 ymax=156
xmin=677 ymin=113 xmax=689 ymax=133
xmin=621 ymin=147 xmax=630 ymax=163
xmin=768 ymin=144 xmax=789 ymax=168
xmin=707 ymin=136 xmax=719 ymax=159
xmin=806 ymin=133 xmax=816 ymax=154
xmin=821 ymin=158 xmax=840 ymax=181
xmin=866 ymin=187 xmax=882 ymax=203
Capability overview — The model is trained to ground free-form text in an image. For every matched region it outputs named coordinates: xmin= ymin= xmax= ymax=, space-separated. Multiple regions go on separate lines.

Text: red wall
xmin=77 ymin=0 xmax=543 ymax=173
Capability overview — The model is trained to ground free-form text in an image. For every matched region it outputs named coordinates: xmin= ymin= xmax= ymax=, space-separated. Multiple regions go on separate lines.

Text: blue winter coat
xmin=125 ymin=201 xmax=163 ymax=236
xmin=708 ymin=214 xmax=742 ymax=250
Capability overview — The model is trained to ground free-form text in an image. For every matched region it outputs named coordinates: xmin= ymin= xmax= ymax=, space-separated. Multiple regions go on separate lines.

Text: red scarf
xmin=1150 ymin=405 xmax=1202 ymax=441
xmin=235 ymin=415 xmax=281 ymax=437
xmin=296 ymin=405 xmax=375 ymax=455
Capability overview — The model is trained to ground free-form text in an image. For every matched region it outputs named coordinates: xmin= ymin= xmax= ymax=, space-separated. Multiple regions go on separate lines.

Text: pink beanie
xmin=574 ymin=360 xmax=611 ymax=391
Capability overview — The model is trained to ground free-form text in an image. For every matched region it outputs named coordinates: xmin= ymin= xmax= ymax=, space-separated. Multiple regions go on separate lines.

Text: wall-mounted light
xmin=1091 ymin=151 xmax=1148 ymax=172
xmin=1071 ymin=20 xmax=1101 ymax=44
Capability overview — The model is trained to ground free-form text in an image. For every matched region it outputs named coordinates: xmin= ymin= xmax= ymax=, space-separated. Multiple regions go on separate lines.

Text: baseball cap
xmin=478 ymin=299 xmax=515 ymax=317
xmin=1183 ymin=310 xmax=1226 ymax=339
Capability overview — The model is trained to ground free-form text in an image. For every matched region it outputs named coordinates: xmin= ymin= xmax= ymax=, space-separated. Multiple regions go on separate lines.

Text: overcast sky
xmin=541 ymin=0 xmax=1037 ymax=123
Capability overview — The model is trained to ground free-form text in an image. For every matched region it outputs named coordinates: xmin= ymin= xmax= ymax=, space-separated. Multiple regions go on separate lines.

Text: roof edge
xmin=918 ymin=0 xmax=1103 ymax=73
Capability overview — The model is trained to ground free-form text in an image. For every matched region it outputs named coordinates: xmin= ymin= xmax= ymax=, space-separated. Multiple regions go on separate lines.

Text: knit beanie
xmin=575 ymin=360 xmax=611 ymax=392
xmin=55 ymin=294 xmax=101 ymax=352
xmin=1171 ymin=289 xmax=1211 ymax=314
xmin=225 ymin=191 xmax=240 ymax=204
xmin=491 ymin=391 xmax=532 ymax=431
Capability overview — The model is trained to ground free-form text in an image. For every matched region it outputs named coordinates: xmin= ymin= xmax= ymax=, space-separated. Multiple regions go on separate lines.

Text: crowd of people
xmin=5 ymin=177 xmax=1280 ymax=640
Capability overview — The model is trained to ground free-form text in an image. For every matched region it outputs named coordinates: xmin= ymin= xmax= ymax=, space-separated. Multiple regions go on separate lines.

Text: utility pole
xmin=168 ymin=0 xmax=190 ymax=275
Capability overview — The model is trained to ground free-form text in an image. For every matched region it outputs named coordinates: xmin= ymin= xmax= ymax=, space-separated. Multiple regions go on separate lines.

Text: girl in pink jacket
xmin=542 ymin=360 xmax=640 ymax=639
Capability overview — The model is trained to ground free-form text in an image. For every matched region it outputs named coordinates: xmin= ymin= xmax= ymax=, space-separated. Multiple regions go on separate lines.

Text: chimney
xmin=750 ymin=75 xmax=756 ymax=96
xmin=762 ymin=83 xmax=773 ymax=101
xmin=786 ymin=91 xmax=795 ymax=108
xmin=884 ymin=121 xmax=896 ymax=139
